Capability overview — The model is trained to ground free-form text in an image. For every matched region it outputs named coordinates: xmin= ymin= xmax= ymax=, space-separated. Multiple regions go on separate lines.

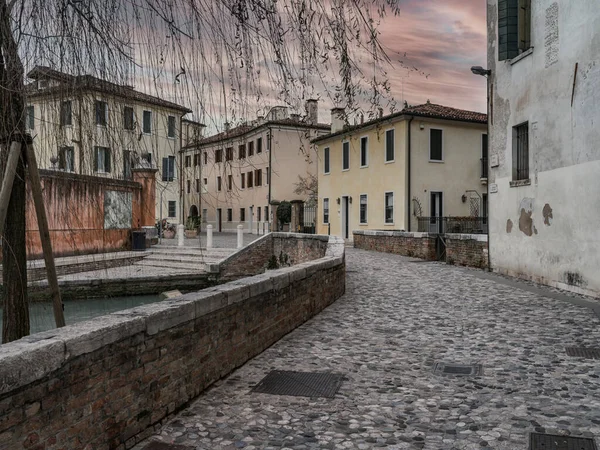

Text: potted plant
xmin=185 ymin=216 xmax=200 ymax=238
xmin=157 ymin=219 xmax=176 ymax=239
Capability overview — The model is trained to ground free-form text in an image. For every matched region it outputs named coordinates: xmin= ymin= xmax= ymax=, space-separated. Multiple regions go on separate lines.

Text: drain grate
xmin=143 ymin=442 xmax=195 ymax=450
xmin=565 ymin=347 xmax=600 ymax=359
xmin=529 ymin=432 xmax=598 ymax=450
xmin=252 ymin=370 xmax=344 ymax=398
xmin=433 ymin=362 xmax=483 ymax=376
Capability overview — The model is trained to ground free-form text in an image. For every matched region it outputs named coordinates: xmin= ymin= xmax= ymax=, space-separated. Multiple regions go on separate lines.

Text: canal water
xmin=0 ymin=294 xmax=163 ymax=337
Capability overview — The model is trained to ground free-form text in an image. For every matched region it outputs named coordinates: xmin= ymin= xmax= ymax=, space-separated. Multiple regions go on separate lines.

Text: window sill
xmin=359 ymin=222 xmax=368 ymax=226
xmin=360 ymin=165 xmax=368 ymax=169
xmin=323 ymin=172 xmax=330 ymax=176
xmin=509 ymin=178 xmax=531 ymax=188
xmin=429 ymin=159 xmax=444 ymax=163
xmin=342 ymin=168 xmax=350 ymax=172
xmin=384 ymin=222 xmax=394 ymax=226
xmin=385 ymin=160 xmax=395 ymax=164
xmin=510 ymin=47 xmax=534 ymax=65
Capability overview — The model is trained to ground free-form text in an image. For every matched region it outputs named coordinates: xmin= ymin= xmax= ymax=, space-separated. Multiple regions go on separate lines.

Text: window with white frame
xmin=167 ymin=116 xmax=176 ymax=138
xmin=168 ymin=201 xmax=176 ymax=218
xmin=94 ymin=146 xmax=111 ymax=173
xmin=360 ymin=137 xmax=368 ymax=167
xmin=385 ymin=129 xmax=395 ymax=162
xmin=323 ymin=198 xmax=329 ymax=224
xmin=430 ymin=129 xmax=443 ymax=161
xmin=342 ymin=142 xmax=350 ymax=170
xmin=123 ymin=106 xmax=135 ymax=130
xmin=26 ymin=105 xmax=34 ymax=129
xmin=323 ymin=147 xmax=330 ymax=174
xmin=95 ymin=101 xmax=108 ymax=126
xmin=60 ymin=101 xmax=72 ymax=126
xmin=384 ymin=192 xmax=394 ymax=224
xmin=162 ymin=156 xmax=175 ymax=181
xmin=142 ymin=110 xmax=152 ymax=134
xmin=59 ymin=146 xmax=75 ymax=172
xmin=359 ymin=194 xmax=368 ymax=224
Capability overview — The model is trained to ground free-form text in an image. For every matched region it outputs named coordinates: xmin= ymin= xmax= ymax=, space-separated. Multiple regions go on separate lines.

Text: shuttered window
xmin=385 ymin=129 xmax=395 ymax=162
xmin=94 ymin=147 xmax=111 ymax=173
xmin=162 ymin=156 xmax=175 ymax=182
xmin=498 ymin=0 xmax=530 ymax=61
xmin=430 ymin=129 xmax=443 ymax=161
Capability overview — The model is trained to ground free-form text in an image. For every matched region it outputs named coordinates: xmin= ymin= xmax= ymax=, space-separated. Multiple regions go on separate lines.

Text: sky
xmin=376 ymin=0 xmax=488 ymax=114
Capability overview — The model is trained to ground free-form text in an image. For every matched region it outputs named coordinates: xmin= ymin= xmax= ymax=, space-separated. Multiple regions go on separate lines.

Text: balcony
xmin=417 ymin=216 xmax=488 ymax=235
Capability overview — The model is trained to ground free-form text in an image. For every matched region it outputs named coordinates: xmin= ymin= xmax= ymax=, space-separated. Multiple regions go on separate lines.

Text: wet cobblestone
xmin=135 ymin=248 xmax=600 ymax=450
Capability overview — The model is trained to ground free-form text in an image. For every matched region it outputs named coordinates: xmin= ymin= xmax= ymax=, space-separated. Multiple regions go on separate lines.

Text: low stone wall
xmin=353 ymin=230 xmax=437 ymax=260
xmin=0 ymin=235 xmax=345 ymax=450
xmin=26 ymin=255 xmax=146 ymax=282
xmin=445 ymin=233 xmax=489 ymax=269
xmin=353 ymin=230 xmax=488 ymax=269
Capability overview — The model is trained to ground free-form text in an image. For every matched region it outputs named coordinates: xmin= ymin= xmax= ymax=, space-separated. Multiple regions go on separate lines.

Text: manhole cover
xmin=252 ymin=370 xmax=344 ymax=398
xmin=529 ymin=432 xmax=598 ymax=450
xmin=565 ymin=347 xmax=600 ymax=359
xmin=143 ymin=442 xmax=195 ymax=450
xmin=433 ymin=362 xmax=483 ymax=376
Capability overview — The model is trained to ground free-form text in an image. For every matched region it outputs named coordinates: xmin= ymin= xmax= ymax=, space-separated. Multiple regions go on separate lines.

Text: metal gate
xmin=302 ymin=205 xmax=317 ymax=234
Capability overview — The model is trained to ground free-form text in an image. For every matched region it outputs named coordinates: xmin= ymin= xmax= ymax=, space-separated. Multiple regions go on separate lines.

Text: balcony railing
xmin=417 ymin=217 xmax=488 ymax=235
xmin=480 ymin=157 xmax=488 ymax=179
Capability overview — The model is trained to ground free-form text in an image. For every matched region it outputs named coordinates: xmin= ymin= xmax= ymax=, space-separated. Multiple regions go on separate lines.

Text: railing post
xmin=237 ymin=224 xmax=244 ymax=249
xmin=206 ymin=224 xmax=213 ymax=249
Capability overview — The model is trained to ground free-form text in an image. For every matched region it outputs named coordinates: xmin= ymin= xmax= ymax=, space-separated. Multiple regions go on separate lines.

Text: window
xmin=513 ymin=122 xmax=529 ymax=181
xmin=203 ymin=152 xmax=208 ymax=165
xmin=59 ymin=146 xmax=75 ymax=172
xmin=482 ymin=194 xmax=488 ymax=224
xmin=162 ymin=156 xmax=176 ymax=182
xmin=185 ymin=155 xmax=191 ymax=167
xmin=342 ymin=142 xmax=350 ymax=170
xmin=167 ymin=116 xmax=176 ymax=138
xmin=142 ymin=153 xmax=152 ymax=166
xmin=360 ymin=194 xmax=368 ymax=224
xmin=123 ymin=106 xmax=134 ymax=130
xmin=26 ymin=105 xmax=34 ymax=129
xmin=122 ymin=149 xmax=132 ymax=179
xmin=265 ymin=206 xmax=269 ymax=222
xmin=360 ymin=137 xmax=368 ymax=167
xmin=257 ymin=137 xmax=263 ymax=153
xmin=255 ymin=169 xmax=262 ymax=186
xmin=193 ymin=153 xmax=200 ymax=166
xmin=241 ymin=173 xmax=245 ymax=189
xmin=323 ymin=198 xmax=329 ymax=224
xmin=168 ymin=201 xmax=176 ymax=218
xmin=227 ymin=208 xmax=233 ymax=222
xmin=186 ymin=179 xmax=191 ymax=194
xmin=247 ymin=171 xmax=253 ymax=188
xmin=385 ymin=129 xmax=395 ymax=162
xmin=215 ymin=149 xmax=223 ymax=163
xmin=257 ymin=206 xmax=261 ymax=222
xmin=430 ymin=129 xmax=443 ymax=161
xmin=385 ymin=192 xmax=394 ymax=224
xmin=498 ymin=0 xmax=531 ymax=60
xmin=60 ymin=101 xmax=72 ymax=126
xmin=195 ymin=179 xmax=200 ymax=193
xmin=323 ymin=147 xmax=330 ymax=174
xmin=248 ymin=141 xmax=254 ymax=156
xmin=202 ymin=209 xmax=208 ymax=221
xmin=238 ymin=144 xmax=246 ymax=159
xmin=94 ymin=146 xmax=111 ymax=173
xmin=266 ymin=166 xmax=269 ymax=184
xmin=203 ymin=177 xmax=208 ymax=185
xmin=228 ymin=174 xmax=233 ymax=190
xmin=481 ymin=134 xmax=489 ymax=178
xmin=226 ymin=147 xmax=233 ymax=161
xmin=95 ymin=101 xmax=108 ymax=126
xmin=217 ymin=176 xmax=222 ymax=191
xmin=240 ymin=208 xmax=246 ymax=222
xmin=142 ymin=110 xmax=152 ymax=134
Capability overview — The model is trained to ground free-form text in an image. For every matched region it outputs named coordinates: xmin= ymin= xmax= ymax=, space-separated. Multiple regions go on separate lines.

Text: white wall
xmin=487 ymin=0 xmax=600 ymax=296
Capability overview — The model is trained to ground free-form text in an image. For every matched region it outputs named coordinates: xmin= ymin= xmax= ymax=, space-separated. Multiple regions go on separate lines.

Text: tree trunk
xmin=1 ymin=0 xmax=30 ymax=343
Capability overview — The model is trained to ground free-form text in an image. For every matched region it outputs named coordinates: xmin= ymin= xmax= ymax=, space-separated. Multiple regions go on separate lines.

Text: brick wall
xmin=445 ymin=233 xmax=489 ymax=269
xmin=353 ymin=230 xmax=437 ymax=260
xmin=0 ymin=236 xmax=345 ymax=450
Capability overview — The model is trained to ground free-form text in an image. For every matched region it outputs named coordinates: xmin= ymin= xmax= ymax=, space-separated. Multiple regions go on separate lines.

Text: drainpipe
xmin=179 ymin=115 xmax=184 ymax=223
xmin=268 ymin=126 xmax=272 ymax=227
xmin=407 ymin=116 xmax=414 ymax=231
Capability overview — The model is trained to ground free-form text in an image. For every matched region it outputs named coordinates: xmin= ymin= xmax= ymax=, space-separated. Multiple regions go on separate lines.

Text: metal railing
xmin=417 ymin=217 xmax=488 ymax=235
xmin=480 ymin=157 xmax=488 ymax=179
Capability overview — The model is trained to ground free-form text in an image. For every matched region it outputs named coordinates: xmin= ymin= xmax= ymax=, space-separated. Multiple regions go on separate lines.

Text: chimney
xmin=330 ymin=108 xmax=346 ymax=133
xmin=290 ymin=113 xmax=301 ymax=122
xmin=305 ymin=99 xmax=318 ymax=124
xmin=224 ymin=122 xmax=231 ymax=132
xmin=378 ymin=107 xmax=384 ymax=118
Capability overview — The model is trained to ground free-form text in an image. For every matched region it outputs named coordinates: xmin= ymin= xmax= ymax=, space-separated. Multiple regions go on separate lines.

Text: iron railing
xmin=417 ymin=217 xmax=488 ymax=235
xmin=480 ymin=157 xmax=488 ymax=179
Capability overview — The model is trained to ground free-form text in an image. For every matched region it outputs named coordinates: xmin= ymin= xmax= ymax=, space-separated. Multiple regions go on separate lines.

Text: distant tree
xmin=277 ymin=201 xmax=292 ymax=229
xmin=293 ymin=173 xmax=318 ymax=206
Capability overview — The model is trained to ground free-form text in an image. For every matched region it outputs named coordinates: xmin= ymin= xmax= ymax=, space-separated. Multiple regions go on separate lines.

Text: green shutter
xmin=105 ymin=148 xmax=111 ymax=173
xmin=93 ymin=147 xmax=99 ymax=172
xmin=498 ymin=0 xmax=519 ymax=61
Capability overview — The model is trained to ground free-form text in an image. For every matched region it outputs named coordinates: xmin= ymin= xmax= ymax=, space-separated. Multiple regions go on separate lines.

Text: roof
xmin=312 ymin=103 xmax=487 ymax=144
xmin=183 ymin=118 xmax=330 ymax=149
xmin=25 ymin=66 xmax=192 ymax=113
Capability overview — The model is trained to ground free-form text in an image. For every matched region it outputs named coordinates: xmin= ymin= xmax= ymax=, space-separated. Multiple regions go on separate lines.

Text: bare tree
xmin=293 ymin=172 xmax=318 ymax=205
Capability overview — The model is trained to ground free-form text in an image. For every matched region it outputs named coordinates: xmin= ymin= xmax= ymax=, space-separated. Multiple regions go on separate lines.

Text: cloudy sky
xmin=378 ymin=0 xmax=487 ymax=113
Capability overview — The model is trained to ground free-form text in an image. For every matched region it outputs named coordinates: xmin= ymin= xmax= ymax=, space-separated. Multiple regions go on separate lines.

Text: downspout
xmin=268 ymin=126 xmax=272 ymax=219
xmin=407 ymin=116 xmax=414 ymax=231
xmin=179 ymin=115 xmax=184 ymax=223
xmin=78 ymin=92 xmax=83 ymax=173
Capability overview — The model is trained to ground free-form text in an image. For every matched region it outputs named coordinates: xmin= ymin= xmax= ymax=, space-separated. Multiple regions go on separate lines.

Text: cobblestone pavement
xmin=136 ymin=248 xmax=600 ymax=450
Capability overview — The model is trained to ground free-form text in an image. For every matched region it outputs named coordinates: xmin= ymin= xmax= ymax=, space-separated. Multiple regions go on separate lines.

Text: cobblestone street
xmin=136 ymin=248 xmax=600 ymax=450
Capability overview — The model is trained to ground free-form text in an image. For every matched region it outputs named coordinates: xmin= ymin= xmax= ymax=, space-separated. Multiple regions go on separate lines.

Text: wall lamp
xmin=336 ymin=197 xmax=340 ymax=204
xmin=470 ymin=66 xmax=491 ymax=77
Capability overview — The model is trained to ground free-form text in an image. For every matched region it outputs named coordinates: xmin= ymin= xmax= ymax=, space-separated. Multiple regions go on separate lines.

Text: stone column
xmin=290 ymin=200 xmax=304 ymax=233
xmin=237 ymin=224 xmax=244 ymax=248
xmin=206 ymin=224 xmax=213 ymax=248
xmin=270 ymin=200 xmax=280 ymax=232
xmin=177 ymin=224 xmax=185 ymax=246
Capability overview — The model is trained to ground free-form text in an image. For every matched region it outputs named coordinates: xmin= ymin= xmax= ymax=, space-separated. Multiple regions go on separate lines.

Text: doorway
xmin=341 ymin=196 xmax=350 ymax=239
xmin=430 ymin=192 xmax=443 ymax=233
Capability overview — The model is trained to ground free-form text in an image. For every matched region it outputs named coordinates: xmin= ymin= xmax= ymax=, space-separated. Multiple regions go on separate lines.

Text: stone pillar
xmin=290 ymin=200 xmax=304 ymax=233
xmin=177 ymin=224 xmax=185 ymax=247
xmin=270 ymin=200 xmax=280 ymax=232
xmin=206 ymin=224 xmax=213 ymax=249
xmin=237 ymin=224 xmax=244 ymax=249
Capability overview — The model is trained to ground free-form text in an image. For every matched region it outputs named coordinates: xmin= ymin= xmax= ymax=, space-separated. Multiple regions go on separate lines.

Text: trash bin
xmin=131 ymin=230 xmax=146 ymax=251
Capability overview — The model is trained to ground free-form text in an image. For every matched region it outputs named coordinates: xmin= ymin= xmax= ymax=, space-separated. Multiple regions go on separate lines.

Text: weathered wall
xmin=353 ymin=230 xmax=437 ymax=260
xmin=487 ymin=0 xmax=600 ymax=297
xmin=0 ymin=238 xmax=345 ymax=450
xmin=445 ymin=234 xmax=489 ymax=269
xmin=21 ymin=170 xmax=142 ymax=261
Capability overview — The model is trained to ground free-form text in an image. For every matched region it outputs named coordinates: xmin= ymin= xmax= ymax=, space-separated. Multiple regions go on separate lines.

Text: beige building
xmin=314 ymin=103 xmax=488 ymax=239
xmin=24 ymin=66 xmax=192 ymax=224
xmin=181 ymin=101 xmax=330 ymax=232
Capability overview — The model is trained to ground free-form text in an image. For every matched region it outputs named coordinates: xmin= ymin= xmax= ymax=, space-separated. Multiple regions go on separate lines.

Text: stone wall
xmin=445 ymin=234 xmax=488 ymax=269
xmin=353 ymin=230 xmax=437 ymax=260
xmin=0 ymin=235 xmax=345 ymax=450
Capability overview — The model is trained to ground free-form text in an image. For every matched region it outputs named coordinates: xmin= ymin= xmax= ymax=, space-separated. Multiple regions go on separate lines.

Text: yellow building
xmin=24 ymin=66 xmax=192 ymax=224
xmin=314 ymin=103 xmax=488 ymax=239
xmin=181 ymin=102 xmax=330 ymax=233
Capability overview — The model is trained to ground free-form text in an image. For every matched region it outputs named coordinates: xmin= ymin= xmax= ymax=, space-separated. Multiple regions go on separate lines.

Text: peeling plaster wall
xmin=487 ymin=0 xmax=600 ymax=297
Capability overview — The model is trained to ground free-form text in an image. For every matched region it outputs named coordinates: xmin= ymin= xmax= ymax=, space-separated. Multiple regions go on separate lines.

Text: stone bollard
xmin=177 ymin=224 xmax=185 ymax=247
xmin=206 ymin=224 xmax=213 ymax=249
xmin=237 ymin=224 xmax=244 ymax=249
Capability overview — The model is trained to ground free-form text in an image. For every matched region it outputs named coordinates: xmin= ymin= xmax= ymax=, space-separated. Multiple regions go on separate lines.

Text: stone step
xmin=149 ymin=248 xmax=235 ymax=257
xmin=143 ymin=254 xmax=223 ymax=264
xmin=134 ymin=259 xmax=206 ymax=271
